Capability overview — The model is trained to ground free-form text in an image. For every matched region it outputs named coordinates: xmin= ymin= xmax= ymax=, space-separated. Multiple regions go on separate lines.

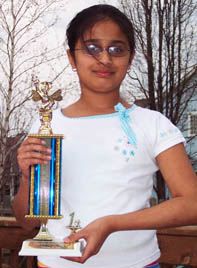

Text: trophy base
xmin=19 ymin=219 xmax=84 ymax=257
xmin=19 ymin=240 xmax=84 ymax=257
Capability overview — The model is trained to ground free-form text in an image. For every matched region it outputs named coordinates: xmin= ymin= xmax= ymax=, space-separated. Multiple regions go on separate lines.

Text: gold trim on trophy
xmin=19 ymin=76 xmax=83 ymax=257
xmin=55 ymin=138 xmax=61 ymax=217
xmin=29 ymin=167 xmax=35 ymax=216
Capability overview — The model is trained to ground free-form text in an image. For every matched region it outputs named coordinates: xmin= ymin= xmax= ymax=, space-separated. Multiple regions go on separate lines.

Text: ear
xmin=67 ymin=49 xmax=76 ymax=70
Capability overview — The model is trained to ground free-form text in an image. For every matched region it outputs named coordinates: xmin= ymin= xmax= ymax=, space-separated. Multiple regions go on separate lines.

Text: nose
xmin=98 ymin=49 xmax=112 ymax=65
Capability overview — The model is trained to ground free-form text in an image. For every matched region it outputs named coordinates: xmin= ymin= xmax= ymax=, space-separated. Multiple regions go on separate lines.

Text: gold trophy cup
xmin=19 ymin=77 xmax=83 ymax=256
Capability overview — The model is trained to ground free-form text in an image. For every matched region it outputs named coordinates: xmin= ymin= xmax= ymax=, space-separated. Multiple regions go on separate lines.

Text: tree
xmin=119 ymin=0 xmax=197 ymax=202
xmin=0 ymin=0 xmax=68 ymax=213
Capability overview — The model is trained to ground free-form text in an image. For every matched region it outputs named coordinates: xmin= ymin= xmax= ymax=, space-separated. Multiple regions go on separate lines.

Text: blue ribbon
xmin=49 ymin=138 xmax=56 ymax=216
xmin=33 ymin=164 xmax=40 ymax=215
xmin=114 ymin=103 xmax=137 ymax=148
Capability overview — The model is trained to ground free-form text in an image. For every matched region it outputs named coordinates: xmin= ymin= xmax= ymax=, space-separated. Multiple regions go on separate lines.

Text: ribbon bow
xmin=114 ymin=103 xmax=137 ymax=148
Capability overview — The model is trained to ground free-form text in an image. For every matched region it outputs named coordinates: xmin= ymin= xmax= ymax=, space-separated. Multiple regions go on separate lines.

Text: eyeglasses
xmin=74 ymin=44 xmax=131 ymax=57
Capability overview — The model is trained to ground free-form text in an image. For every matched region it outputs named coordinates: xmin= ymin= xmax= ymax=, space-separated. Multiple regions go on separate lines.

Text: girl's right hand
xmin=17 ymin=137 xmax=52 ymax=179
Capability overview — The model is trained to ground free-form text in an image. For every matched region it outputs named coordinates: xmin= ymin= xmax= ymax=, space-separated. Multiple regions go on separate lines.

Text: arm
xmin=63 ymin=143 xmax=197 ymax=263
xmin=111 ymin=142 xmax=197 ymax=230
xmin=13 ymin=138 xmax=51 ymax=231
xmin=13 ymin=174 xmax=40 ymax=231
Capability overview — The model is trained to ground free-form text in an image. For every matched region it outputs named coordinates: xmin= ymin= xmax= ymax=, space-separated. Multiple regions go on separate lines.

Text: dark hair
xmin=66 ymin=4 xmax=135 ymax=57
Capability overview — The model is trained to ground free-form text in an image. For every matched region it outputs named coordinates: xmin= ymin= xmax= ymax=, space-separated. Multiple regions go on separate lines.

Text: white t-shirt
xmin=30 ymin=103 xmax=185 ymax=268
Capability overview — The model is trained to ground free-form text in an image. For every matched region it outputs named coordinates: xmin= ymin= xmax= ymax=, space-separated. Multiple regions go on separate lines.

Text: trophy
xmin=19 ymin=77 xmax=83 ymax=257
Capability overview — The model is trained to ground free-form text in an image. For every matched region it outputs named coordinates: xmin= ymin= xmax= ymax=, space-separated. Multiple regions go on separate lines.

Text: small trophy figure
xmin=65 ymin=212 xmax=82 ymax=250
xmin=67 ymin=212 xmax=81 ymax=235
xmin=31 ymin=76 xmax=62 ymax=135
xmin=19 ymin=77 xmax=83 ymax=257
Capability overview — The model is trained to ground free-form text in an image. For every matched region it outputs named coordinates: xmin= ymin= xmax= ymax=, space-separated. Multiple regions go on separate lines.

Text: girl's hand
xmin=62 ymin=216 xmax=113 ymax=264
xmin=17 ymin=137 xmax=52 ymax=179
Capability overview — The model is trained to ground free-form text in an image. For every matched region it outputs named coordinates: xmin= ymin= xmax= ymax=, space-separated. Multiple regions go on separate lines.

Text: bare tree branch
xmin=118 ymin=0 xmax=197 ymax=202
xmin=0 ymin=0 xmax=68 ymax=213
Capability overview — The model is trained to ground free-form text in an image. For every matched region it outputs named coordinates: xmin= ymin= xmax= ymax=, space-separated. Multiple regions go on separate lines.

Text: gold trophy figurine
xmin=67 ymin=212 xmax=81 ymax=235
xmin=32 ymin=78 xmax=62 ymax=134
xmin=19 ymin=76 xmax=83 ymax=257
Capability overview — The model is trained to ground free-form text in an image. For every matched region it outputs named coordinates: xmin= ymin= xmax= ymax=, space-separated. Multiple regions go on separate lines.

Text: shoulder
xmin=61 ymin=103 xmax=77 ymax=118
xmin=132 ymin=105 xmax=164 ymax=123
xmin=61 ymin=102 xmax=86 ymax=118
xmin=132 ymin=105 xmax=183 ymax=137
xmin=132 ymin=105 xmax=185 ymax=155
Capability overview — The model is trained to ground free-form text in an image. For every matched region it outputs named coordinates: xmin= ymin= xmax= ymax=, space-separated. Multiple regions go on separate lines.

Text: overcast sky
xmin=50 ymin=0 xmax=118 ymax=45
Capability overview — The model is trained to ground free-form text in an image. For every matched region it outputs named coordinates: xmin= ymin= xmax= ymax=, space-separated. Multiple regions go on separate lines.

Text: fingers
xmin=17 ymin=137 xmax=52 ymax=178
xmin=63 ymin=231 xmax=88 ymax=263
xmin=63 ymin=236 xmax=98 ymax=264
xmin=62 ymin=226 xmax=105 ymax=264
xmin=64 ymin=229 xmax=85 ymax=243
xmin=62 ymin=217 xmax=112 ymax=263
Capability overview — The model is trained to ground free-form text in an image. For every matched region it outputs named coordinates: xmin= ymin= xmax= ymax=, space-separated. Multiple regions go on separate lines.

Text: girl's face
xmin=67 ymin=19 xmax=134 ymax=96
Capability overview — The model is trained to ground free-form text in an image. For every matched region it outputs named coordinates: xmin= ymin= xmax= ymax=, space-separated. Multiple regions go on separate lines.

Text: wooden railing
xmin=158 ymin=226 xmax=197 ymax=267
xmin=0 ymin=217 xmax=37 ymax=268
xmin=1 ymin=217 xmax=197 ymax=268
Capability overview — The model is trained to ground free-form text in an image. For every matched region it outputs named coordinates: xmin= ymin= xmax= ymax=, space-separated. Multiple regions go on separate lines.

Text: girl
xmin=14 ymin=4 xmax=197 ymax=268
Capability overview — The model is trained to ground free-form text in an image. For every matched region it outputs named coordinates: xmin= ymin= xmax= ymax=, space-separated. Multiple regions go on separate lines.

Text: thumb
xmin=64 ymin=230 xmax=85 ymax=244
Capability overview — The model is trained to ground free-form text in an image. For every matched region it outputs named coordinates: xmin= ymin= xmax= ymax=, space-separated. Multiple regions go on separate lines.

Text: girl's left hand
xmin=62 ymin=216 xmax=113 ymax=263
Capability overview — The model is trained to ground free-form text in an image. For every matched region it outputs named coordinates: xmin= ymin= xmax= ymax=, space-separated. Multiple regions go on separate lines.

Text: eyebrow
xmin=84 ymin=39 xmax=127 ymax=45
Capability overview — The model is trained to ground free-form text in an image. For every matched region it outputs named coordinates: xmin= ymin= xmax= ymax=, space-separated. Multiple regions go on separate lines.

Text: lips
xmin=94 ymin=70 xmax=114 ymax=77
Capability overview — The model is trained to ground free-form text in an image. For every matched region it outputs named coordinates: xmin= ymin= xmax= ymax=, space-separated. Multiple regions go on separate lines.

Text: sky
xmin=50 ymin=0 xmax=118 ymax=45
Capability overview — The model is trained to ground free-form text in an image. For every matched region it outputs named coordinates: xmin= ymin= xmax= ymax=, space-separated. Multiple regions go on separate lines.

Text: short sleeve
xmin=153 ymin=113 xmax=185 ymax=157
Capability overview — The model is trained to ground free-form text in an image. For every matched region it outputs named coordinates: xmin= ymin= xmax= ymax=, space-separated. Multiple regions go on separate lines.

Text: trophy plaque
xmin=19 ymin=77 xmax=83 ymax=257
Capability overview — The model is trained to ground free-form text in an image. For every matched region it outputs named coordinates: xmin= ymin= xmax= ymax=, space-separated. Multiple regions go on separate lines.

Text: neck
xmin=62 ymin=88 xmax=131 ymax=118
xmin=77 ymin=91 xmax=129 ymax=114
xmin=81 ymin=96 xmax=119 ymax=111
